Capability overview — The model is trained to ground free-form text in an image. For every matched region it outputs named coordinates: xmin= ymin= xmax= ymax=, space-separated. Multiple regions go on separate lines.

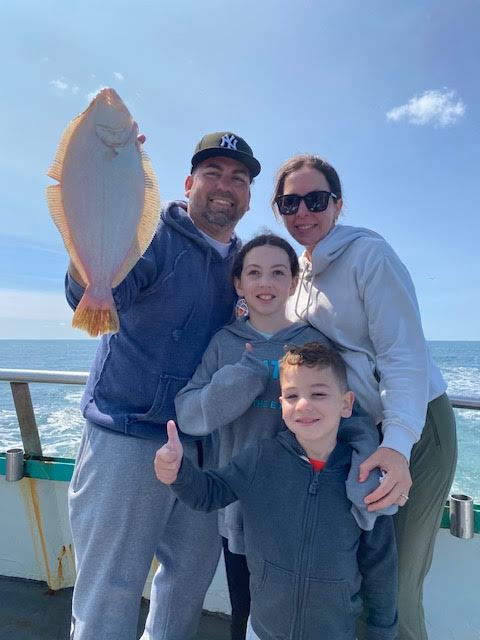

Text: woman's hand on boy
xmin=359 ymin=447 xmax=412 ymax=511
xmin=154 ymin=420 xmax=183 ymax=484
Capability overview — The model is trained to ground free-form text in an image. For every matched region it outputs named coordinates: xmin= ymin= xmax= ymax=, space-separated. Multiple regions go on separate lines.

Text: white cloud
xmin=86 ymin=85 xmax=108 ymax=102
xmin=386 ymin=89 xmax=466 ymax=127
xmin=113 ymin=71 xmax=125 ymax=81
xmin=50 ymin=78 xmax=69 ymax=93
xmin=50 ymin=78 xmax=80 ymax=97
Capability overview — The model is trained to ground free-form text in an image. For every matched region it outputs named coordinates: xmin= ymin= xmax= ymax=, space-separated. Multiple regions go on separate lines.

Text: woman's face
xmin=281 ymin=166 xmax=342 ymax=256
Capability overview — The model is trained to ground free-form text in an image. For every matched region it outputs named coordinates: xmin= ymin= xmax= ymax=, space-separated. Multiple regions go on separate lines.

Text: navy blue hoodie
xmin=65 ymin=201 xmax=238 ymax=442
xmin=172 ymin=429 xmax=398 ymax=640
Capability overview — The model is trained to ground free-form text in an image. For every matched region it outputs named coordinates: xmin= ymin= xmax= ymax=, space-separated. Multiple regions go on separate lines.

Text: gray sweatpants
xmin=69 ymin=422 xmax=221 ymax=640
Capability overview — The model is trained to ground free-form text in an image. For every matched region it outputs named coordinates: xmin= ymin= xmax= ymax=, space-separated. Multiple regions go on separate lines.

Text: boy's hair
xmin=280 ymin=342 xmax=349 ymax=392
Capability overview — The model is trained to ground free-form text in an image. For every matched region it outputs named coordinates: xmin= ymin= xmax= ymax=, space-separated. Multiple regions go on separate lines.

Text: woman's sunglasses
xmin=275 ymin=190 xmax=338 ymax=216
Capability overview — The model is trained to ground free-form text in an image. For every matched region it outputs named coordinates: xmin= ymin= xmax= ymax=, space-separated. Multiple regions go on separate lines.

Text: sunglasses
xmin=275 ymin=190 xmax=338 ymax=216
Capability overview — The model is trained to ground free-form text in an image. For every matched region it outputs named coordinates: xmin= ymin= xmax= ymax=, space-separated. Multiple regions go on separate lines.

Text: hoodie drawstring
xmin=294 ymin=261 xmax=314 ymax=324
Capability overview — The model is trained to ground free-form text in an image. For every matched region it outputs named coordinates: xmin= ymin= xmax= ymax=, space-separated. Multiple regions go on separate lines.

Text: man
xmin=65 ymin=132 xmax=261 ymax=640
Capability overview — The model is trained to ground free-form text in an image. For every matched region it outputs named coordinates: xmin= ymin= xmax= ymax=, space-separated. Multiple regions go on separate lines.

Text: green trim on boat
xmin=1 ymin=453 xmax=480 ymax=534
xmin=0 ymin=454 xmax=74 ymax=482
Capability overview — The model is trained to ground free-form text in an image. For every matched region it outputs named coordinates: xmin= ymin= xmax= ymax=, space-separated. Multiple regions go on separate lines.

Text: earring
xmin=235 ymin=297 xmax=249 ymax=320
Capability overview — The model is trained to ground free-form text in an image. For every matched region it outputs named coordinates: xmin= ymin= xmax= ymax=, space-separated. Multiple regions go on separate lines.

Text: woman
xmin=272 ymin=155 xmax=457 ymax=640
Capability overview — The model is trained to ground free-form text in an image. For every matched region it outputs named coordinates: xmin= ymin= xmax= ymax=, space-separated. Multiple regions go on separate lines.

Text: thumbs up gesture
xmin=154 ymin=420 xmax=184 ymax=484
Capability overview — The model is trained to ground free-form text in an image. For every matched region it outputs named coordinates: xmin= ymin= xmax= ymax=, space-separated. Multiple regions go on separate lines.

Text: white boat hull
xmin=1 ymin=473 xmax=479 ymax=639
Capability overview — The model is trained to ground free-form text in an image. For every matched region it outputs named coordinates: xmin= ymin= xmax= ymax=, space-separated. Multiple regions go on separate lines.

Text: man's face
xmin=185 ymin=156 xmax=251 ymax=242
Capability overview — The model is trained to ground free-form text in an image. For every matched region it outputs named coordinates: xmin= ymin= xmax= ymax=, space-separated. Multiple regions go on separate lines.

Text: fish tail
xmin=72 ymin=288 xmax=119 ymax=337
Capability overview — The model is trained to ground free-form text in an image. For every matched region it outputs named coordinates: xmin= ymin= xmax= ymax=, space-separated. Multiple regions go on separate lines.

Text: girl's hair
xmin=231 ymin=233 xmax=299 ymax=281
xmin=271 ymin=155 xmax=343 ymax=221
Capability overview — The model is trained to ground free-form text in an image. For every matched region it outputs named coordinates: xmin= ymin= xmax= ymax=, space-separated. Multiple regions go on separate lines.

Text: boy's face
xmin=279 ymin=364 xmax=354 ymax=446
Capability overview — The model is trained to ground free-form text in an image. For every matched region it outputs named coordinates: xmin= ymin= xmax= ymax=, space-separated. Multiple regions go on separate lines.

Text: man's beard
xmin=201 ymin=191 xmax=240 ymax=229
xmin=201 ymin=206 xmax=239 ymax=229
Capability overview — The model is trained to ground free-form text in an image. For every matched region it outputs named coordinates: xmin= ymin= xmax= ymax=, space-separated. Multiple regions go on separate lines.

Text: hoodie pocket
xmin=250 ymin=561 xmax=295 ymax=638
xmin=127 ymin=374 xmax=190 ymax=424
xmin=302 ymin=577 xmax=358 ymax=638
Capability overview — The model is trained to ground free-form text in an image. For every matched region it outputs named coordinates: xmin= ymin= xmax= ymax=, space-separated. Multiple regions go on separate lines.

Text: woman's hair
xmin=231 ymin=232 xmax=299 ymax=281
xmin=271 ymin=155 xmax=343 ymax=221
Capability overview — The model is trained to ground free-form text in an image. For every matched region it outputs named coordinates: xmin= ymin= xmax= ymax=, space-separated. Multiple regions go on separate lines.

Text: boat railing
xmin=0 ymin=368 xmax=88 ymax=457
xmin=0 ymin=366 xmax=479 ymax=457
xmin=1 ymin=367 xmax=479 ymax=536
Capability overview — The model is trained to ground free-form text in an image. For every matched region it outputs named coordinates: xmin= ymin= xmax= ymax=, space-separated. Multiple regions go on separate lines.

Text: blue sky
xmin=1 ymin=0 xmax=479 ymax=339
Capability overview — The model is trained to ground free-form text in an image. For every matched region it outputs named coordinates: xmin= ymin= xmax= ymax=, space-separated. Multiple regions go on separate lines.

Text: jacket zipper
xmin=291 ymin=468 xmax=321 ymax=637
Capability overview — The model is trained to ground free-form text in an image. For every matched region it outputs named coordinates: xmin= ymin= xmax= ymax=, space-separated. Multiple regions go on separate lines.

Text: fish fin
xmin=47 ymin=113 xmax=84 ymax=182
xmin=46 ymin=184 xmax=89 ymax=285
xmin=72 ymin=287 xmax=119 ymax=337
xmin=112 ymin=151 xmax=160 ymax=287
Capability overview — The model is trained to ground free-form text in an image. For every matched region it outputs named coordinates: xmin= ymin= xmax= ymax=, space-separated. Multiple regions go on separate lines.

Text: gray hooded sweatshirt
xmin=287 ymin=224 xmax=446 ymax=460
xmin=175 ymin=319 xmax=396 ymax=552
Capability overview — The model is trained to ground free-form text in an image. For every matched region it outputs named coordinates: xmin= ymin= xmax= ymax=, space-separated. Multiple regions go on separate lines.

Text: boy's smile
xmin=279 ymin=364 xmax=354 ymax=459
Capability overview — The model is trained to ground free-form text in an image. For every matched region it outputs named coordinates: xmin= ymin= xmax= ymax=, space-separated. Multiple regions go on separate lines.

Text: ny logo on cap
xmin=220 ymin=134 xmax=238 ymax=150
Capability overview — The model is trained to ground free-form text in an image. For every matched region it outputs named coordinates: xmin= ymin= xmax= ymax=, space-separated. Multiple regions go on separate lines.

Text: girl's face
xmin=234 ymin=245 xmax=297 ymax=325
xmin=281 ymin=166 xmax=342 ymax=257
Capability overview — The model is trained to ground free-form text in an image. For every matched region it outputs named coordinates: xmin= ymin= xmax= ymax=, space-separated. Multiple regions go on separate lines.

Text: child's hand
xmin=154 ymin=420 xmax=183 ymax=484
xmin=245 ymin=342 xmax=253 ymax=352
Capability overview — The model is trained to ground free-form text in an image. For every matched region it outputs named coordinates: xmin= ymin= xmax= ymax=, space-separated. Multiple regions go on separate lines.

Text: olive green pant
xmin=359 ymin=393 xmax=457 ymax=640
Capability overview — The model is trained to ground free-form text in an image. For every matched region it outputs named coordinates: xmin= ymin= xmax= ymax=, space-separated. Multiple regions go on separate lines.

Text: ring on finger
xmin=400 ymin=493 xmax=409 ymax=501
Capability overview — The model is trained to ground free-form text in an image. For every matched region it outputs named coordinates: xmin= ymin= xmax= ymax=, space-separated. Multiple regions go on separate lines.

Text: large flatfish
xmin=46 ymin=88 xmax=160 ymax=336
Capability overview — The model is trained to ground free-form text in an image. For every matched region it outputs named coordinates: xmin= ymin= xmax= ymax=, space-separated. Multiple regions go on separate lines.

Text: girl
xmin=174 ymin=233 xmax=332 ymax=639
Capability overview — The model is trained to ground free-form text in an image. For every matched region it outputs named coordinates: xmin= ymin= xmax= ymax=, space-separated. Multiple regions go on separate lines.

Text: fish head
xmin=92 ymin=88 xmax=139 ymax=148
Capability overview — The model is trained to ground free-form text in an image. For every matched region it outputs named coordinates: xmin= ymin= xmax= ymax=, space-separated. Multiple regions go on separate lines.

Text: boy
xmin=155 ymin=343 xmax=398 ymax=640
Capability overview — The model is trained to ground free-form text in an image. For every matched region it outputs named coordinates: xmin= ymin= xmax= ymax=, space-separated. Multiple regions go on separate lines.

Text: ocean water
xmin=1 ymin=340 xmax=479 ymax=498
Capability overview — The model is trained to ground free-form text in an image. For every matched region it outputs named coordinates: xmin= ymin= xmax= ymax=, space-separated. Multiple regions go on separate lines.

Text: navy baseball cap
xmin=191 ymin=131 xmax=261 ymax=179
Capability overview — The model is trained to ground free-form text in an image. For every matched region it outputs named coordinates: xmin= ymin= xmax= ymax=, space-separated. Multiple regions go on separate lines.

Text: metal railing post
xmin=10 ymin=382 xmax=43 ymax=457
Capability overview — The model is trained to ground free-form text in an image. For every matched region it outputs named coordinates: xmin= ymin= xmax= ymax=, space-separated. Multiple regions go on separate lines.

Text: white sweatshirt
xmin=287 ymin=224 xmax=446 ymax=461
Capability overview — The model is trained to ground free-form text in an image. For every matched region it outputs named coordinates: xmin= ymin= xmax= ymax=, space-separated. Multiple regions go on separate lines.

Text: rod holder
xmin=5 ymin=448 xmax=24 ymax=482
xmin=450 ymin=494 xmax=474 ymax=539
